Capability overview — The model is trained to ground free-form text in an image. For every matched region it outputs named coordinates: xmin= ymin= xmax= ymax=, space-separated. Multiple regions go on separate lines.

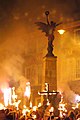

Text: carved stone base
xmin=42 ymin=56 xmax=57 ymax=92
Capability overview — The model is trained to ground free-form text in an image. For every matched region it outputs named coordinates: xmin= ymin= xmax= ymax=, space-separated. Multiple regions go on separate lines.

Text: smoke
xmin=0 ymin=0 xmax=79 ymax=104
xmin=0 ymin=67 xmax=9 ymax=93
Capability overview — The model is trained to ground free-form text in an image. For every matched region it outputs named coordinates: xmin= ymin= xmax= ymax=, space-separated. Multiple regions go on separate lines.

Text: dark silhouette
xmin=48 ymin=115 xmax=54 ymax=120
xmin=35 ymin=11 xmax=62 ymax=57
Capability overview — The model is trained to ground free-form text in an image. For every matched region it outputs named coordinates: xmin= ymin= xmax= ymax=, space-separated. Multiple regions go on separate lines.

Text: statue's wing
xmin=56 ymin=22 xmax=62 ymax=26
xmin=35 ymin=22 xmax=49 ymax=35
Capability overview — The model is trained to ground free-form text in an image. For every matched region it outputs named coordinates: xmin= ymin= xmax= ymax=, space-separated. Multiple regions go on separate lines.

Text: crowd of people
xmin=0 ymin=107 xmax=80 ymax=120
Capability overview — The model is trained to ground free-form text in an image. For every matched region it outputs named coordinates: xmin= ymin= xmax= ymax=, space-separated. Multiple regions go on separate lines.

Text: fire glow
xmin=3 ymin=88 xmax=12 ymax=107
xmin=24 ymin=82 xmax=31 ymax=99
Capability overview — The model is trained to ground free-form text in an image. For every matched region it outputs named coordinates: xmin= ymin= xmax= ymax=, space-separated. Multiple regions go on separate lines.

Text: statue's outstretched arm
xmin=45 ymin=11 xmax=50 ymax=25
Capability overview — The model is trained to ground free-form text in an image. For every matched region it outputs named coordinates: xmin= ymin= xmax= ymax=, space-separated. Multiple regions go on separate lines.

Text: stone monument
xmin=35 ymin=11 xmax=61 ymax=116
xmin=35 ymin=11 xmax=61 ymax=91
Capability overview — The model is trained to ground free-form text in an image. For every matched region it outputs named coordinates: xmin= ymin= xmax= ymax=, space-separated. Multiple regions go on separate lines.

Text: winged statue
xmin=35 ymin=21 xmax=61 ymax=38
xmin=35 ymin=11 xmax=62 ymax=57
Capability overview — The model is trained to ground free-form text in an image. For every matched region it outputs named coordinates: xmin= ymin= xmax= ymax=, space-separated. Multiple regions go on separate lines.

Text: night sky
xmin=0 ymin=0 xmax=80 ymax=31
xmin=0 ymin=0 xmax=79 ymax=44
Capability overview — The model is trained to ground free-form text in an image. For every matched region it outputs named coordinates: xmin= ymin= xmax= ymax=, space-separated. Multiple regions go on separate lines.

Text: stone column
xmin=42 ymin=55 xmax=59 ymax=117
xmin=42 ymin=56 xmax=57 ymax=91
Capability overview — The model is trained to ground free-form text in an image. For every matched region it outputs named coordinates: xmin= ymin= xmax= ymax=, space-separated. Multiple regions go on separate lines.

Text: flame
xmin=30 ymin=101 xmax=32 ymax=108
xmin=32 ymin=115 xmax=36 ymax=119
xmin=75 ymin=95 xmax=80 ymax=102
xmin=13 ymin=100 xmax=21 ymax=110
xmin=22 ymin=105 xmax=30 ymax=116
xmin=38 ymin=103 xmax=41 ymax=107
xmin=3 ymin=88 xmax=12 ymax=106
xmin=12 ymin=87 xmax=17 ymax=103
xmin=49 ymin=107 xmax=54 ymax=112
xmin=0 ymin=103 xmax=6 ymax=110
xmin=24 ymin=82 xmax=31 ymax=99
xmin=33 ymin=106 xmax=37 ymax=111
xmin=47 ymin=99 xmax=50 ymax=106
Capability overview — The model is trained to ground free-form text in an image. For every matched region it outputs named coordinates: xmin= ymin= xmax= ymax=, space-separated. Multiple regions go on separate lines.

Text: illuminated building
xmin=23 ymin=20 xmax=80 ymax=106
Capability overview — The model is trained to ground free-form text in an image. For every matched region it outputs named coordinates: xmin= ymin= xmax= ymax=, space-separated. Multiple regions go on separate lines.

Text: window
xmin=76 ymin=59 xmax=80 ymax=78
xmin=74 ymin=29 xmax=80 ymax=43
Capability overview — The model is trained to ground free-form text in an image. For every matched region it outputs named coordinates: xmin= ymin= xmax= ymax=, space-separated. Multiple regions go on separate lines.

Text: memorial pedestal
xmin=42 ymin=56 xmax=57 ymax=91
xmin=42 ymin=56 xmax=60 ymax=117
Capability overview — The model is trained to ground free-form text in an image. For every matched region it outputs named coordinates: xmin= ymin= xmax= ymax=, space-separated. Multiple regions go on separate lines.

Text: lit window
xmin=74 ymin=29 xmax=80 ymax=43
xmin=76 ymin=59 xmax=80 ymax=78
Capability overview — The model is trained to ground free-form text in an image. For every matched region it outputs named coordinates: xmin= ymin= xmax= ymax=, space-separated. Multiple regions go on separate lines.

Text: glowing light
xmin=38 ymin=91 xmax=40 ymax=95
xmin=59 ymin=110 xmax=63 ymax=118
xmin=72 ymin=104 xmax=78 ymax=110
xmin=32 ymin=115 xmax=36 ymax=119
xmin=24 ymin=82 xmax=31 ymax=99
xmin=30 ymin=101 xmax=32 ymax=108
xmin=38 ymin=103 xmax=41 ymax=107
xmin=49 ymin=107 xmax=54 ymax=112
xmin=47 ymin=99 xmax=50 ymax=106
xmin=22 ymin=109 xmax=27 ymax=116
xmin=0 ymin=103 xmax=6 ymax=110
xmin=12 ymin=87 xmax=17 ymax=103
xmin=58 ymin=102 xmax=67 ymax=118
xmin=22 ymin=105 xmax=30 ymax=116
xmin=13 ymin=100 xmax=21 ymax=110
xmin=59 ymin=103 xmax=66 ymax=111
xmin=3 ymin=88 xmax=12 ymax=106
xmin=23 ymin=105 xmax=27 ymax=109
xmin=76 ymin=103 xmax=79 ymax=108
xmin=75 ymin=95 xmax=80 ymax=102
xmin=33 ymin=106 xmax=37 ymax=111
xmin=58 ymin=92 xmax=67 ymax=118
xmin=58 ymin=29 xmax=65 ymax=35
